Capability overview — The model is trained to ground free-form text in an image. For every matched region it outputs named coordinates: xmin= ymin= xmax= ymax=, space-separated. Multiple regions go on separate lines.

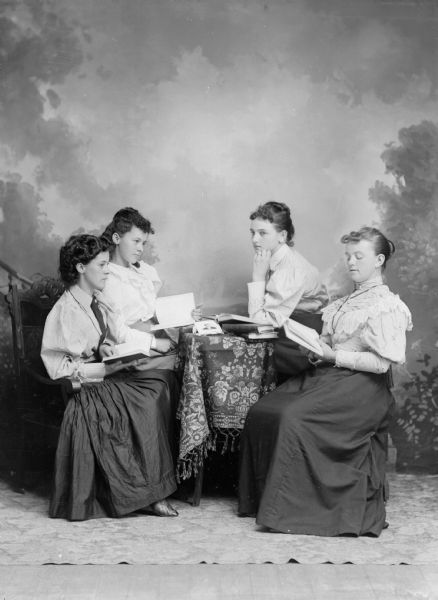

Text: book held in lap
xmin=102 ymin=342 xmax=149 ymax=365
xmin=283 ymin=318 xmax=323 ymax=356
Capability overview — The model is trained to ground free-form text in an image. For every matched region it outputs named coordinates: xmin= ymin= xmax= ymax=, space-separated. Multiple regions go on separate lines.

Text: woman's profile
xmin=41 ymin=234 xmax=179 ymax=520
xmin=239 ymin=226 xmax=412 ymax=537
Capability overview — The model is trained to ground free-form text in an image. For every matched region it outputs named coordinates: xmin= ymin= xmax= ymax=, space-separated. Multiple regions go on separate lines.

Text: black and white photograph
xmin=0 ymin=0 xmax=437 ymax=598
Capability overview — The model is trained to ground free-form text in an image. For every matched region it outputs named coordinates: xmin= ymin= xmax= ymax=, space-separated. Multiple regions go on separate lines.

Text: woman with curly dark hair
xmin=239 ymin=226 xmax=412 ymax=537
xmin=41 ymin=234 xmax=179 ymax=520
xmin=100 ymin=207 xmax=199 ymax=370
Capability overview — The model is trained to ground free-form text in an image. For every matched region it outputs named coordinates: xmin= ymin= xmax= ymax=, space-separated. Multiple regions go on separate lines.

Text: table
xmin=176 ymin=332 xmax=277 ymax=480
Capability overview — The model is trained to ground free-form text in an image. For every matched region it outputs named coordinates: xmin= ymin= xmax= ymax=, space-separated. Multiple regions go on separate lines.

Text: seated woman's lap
xmin=245 ymin=367 xmax=393 ymax=452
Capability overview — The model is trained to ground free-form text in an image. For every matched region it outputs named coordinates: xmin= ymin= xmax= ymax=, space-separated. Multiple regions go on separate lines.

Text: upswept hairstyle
xmin=250 ymin=201 xmax=295 ymax=245
xmin=59 ymin=234 xmax=109 ymax=286
xmin=340 ymin=226 xmax=395 ymax=270
xmin=101 ymin=207 xmax=154 ymax=252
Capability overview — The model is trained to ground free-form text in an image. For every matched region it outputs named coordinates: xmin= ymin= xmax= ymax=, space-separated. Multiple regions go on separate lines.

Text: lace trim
xmin=322 ymin=291 xmax=412 ymax=337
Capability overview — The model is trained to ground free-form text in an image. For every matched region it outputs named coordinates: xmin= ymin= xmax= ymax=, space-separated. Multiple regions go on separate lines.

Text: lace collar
xmin=354 ymin=275 xmax=384 ymax=292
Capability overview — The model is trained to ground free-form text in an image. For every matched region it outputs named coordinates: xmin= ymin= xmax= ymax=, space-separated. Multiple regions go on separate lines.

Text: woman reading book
xmin=41 ymin=234 xmax=179 ymax=520
xmin=248 ymin=201 xmax=328 ymax=375
xmin=238 ymin=226 xmax=412 ymax=536
xmin=100 ymin=207 xmax=200 ymax=370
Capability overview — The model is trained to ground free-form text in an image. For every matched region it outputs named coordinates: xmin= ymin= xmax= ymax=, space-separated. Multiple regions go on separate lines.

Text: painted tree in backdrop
xmin=369 ymin=121 xmax=438 ymax=472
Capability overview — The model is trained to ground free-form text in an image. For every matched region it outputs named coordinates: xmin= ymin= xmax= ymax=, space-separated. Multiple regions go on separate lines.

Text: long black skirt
xmin=50 ymin=369 xmax=179 ymax=521
xmin=238 ymin=366 xmax=394 ymax=536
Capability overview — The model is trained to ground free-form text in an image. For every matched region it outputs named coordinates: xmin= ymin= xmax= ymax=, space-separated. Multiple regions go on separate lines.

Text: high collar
xmin=269 ymin=243 xmax=290 ymax=270
xmin=354 ymin=275 xmax=384 ymax=291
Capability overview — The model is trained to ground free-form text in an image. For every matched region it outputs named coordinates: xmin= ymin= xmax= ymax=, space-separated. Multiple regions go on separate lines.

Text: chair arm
xmin=23 ymin=364 xmax=82 ymax=394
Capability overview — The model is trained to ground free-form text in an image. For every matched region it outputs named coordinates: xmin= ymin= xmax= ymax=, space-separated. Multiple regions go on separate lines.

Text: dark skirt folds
xmin=238 ymin=366 xmax=394 ymax=537
xmin=50 ymin=369 xmax=179 ymax=521
xmin=273 ymin=310 xmax=323 ymax=381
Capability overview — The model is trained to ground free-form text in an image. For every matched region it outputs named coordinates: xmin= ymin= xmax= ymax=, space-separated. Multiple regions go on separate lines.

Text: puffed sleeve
xmin=96 ymin=293 xmax=154 ymax=353
xmin=335 ymin=296 xmax=412 ymax=374
xmin=41 ymin=299 xmax=106 ymax=381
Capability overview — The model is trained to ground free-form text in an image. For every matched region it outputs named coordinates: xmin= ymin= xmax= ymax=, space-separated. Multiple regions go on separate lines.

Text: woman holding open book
xmin=248 ymin=202 xmax=328 ymax=376
xmin=100 ymin=207 xmax=177 ymax=369
xmin=238 ymin=226 xmax=412 ymax=537
xmin=41 ymin=234 xmax=179 ymax=520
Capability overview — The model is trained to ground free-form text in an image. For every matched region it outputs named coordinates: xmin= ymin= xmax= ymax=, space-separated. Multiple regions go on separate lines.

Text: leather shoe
xmin=144 ymin=499 xmax=179 ymax=517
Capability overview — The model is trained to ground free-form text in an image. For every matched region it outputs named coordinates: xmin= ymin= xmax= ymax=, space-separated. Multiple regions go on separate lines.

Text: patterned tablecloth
xmin=176 ymin=332 xmax=277 ymax=479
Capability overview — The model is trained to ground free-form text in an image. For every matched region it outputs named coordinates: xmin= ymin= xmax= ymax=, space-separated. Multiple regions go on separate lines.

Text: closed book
xmin=243 ymin=331 xmax=279 ymax=340
xmin=221 ymin=323 xmax=275 ymax=334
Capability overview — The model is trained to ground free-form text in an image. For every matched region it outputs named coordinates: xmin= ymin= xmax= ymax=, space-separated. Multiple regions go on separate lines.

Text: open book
xmin=283 ymin=318 xmax=323 ymax=356
xmin=150 ymin=292 xmax=196 ymax=331
xmin=208 ymin=313 xmax=265 ymax=325
xmin=102 ymin=342 xmax=149 ymax=365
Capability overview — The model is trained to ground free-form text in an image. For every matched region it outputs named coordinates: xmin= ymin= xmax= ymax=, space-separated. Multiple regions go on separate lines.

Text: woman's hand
xmin=252 ymin=249 xmax=271 ymax=281
xmin=192 ymin=305 xmax=203 ymax=321
xmin=131 ymin=319 xmax=153 ymax=332
xmin=154 ymin=338 xmax=172 ymax=354
xmin=104 ymin=358 xmax=143 ymax=376
xmin=318 ymin=340 xmax=336 ymax=363
xmin=304 ymin=340 xmax=335 ymax=365
xmin=99 ymin=341 xmax=115 ymax=360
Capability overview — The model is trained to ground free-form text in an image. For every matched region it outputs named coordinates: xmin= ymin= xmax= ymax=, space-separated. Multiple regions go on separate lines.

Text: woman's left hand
xmin=252 ymin=249 xmax=271 ymax=281
xmin=318 ymin=340 xmax=336 ymax=363
xmin=192 ymin=306 xmax=203 ymax=321
xmin=99 ymin=341 xmax=116 ymax=360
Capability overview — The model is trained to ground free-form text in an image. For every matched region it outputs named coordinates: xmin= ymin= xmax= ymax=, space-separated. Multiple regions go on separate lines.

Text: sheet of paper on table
xmin=150 ymin=292 xmax=196 ymax=331
xmin=283 ymin=318 xmax=323 ymax=356
xmin=192 ymin=319 xmax=223 ymax=335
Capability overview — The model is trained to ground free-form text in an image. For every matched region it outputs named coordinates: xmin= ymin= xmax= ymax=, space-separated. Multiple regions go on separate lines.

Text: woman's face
xmin=250 ymin=219 xmax=286 ymax=254
xmin=112 ymin=226 xmax=149 ymax=267
xmin=344 ymin=239 xmax=384 ymax=284
xmin=77 ymin=251 xmax=110 ymax=293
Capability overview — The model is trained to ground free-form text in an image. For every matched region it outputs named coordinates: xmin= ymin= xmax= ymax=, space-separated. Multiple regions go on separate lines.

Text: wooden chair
xmin=7 ymin=277 xmax=80 ymax=491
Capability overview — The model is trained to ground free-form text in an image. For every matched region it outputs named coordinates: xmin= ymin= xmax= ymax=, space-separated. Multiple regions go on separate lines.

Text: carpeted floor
xmin=0 ymin=473 xmax=437 ymax=566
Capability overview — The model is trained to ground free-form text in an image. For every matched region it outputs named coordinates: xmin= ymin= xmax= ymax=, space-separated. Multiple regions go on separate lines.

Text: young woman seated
xmin=248 ymin=201 xmax=328 ymax=376
xmin=238 ymin=226 xmax=412 ymax=537
xmin=100 ymin=207 xmax=200 ymax=370
xmin=41 ymin=234 xmax=179 ymax=520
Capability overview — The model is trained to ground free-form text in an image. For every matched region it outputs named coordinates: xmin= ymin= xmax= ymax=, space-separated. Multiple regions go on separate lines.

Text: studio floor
xmin=1 ymin=472 xmax=437 ymax=599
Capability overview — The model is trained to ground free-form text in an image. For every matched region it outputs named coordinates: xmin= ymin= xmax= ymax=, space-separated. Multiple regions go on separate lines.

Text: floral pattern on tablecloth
xmin=176 ymin=333 xmax=277 ymax=478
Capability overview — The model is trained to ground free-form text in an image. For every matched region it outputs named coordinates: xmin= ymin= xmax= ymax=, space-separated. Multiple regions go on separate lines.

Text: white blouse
xmin=248 ymin=244 xmax=328 ymax=327
xmin=321 ymin=278 xmax=412 ymax=374
xmin=41 ymin=285 xmax=154 ymax=381
xmin=100 ymin=261 xmax=161 ymax=349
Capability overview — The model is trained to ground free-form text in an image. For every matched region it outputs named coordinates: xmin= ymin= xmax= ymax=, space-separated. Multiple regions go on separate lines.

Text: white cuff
xmin=77 ymin=362 xmax=106 ymax=382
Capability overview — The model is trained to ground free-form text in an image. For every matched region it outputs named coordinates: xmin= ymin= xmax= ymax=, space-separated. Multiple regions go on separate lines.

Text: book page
xmin=283 ymin=318 xmax=323 ymax=356
xmin=150 ymin=292 xmax=196 ymax=330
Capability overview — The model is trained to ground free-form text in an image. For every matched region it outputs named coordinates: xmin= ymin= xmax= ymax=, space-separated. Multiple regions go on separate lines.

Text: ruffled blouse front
xmin=321 ymin=280 xmax=412 ymax=374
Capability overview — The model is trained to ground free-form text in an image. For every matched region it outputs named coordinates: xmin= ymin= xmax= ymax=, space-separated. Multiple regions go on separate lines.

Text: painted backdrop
xmin=1 ymin=0 xmax=437 ymax=471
